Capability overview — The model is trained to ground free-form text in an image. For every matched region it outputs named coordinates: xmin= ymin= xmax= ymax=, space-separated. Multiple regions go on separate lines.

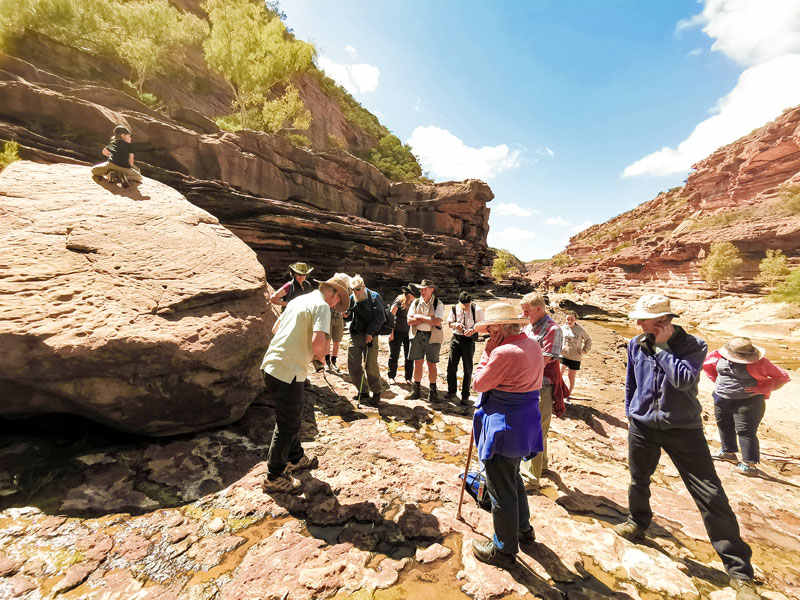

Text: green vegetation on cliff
xmin=770 ymin=269 xmax=800 ymax=305
xmin=0 ymin=0 xmax=207 ymax=93
xmin=757 ymin=249 xmax=790 ymax=289
xmin=700 ymin=241 xmax=743 ymax=293
xmin=0 ymin=140 xmax=19 ymax=171
xmin=491 ymin=248 xmax=525 ymax=280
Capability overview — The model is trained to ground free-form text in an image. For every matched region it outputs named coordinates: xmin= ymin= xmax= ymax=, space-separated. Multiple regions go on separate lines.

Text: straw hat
xmin=628 ymin=294 xmax=679 ymax=320
xmin=317 ymin=273 xmax=351 ymax=313
xmin=719 ymin=338 xmax=765 ymax=364
xmin=474 ymin=302 xmax=528 ymax=333
xmin=289 ymin=262 xmax=314 ymax=276
xmin=417 ymin=279 xmax=435 ymax=289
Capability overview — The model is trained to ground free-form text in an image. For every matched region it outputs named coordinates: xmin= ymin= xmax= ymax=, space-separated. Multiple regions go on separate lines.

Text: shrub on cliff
xmin=203 ymin=0 xmax=314 ymax=131
xmin=769 ymin=269 xmax=800 ymax=305
xmin=699 ymin=241 xmax=743 ymax=294
xmin=0 ymin=0 xmax=207 ymax=94
xmin=0 ymin=140 xmax=19 ymax=171
xmin=757 ymin=249 xmax=790 ymax=289
xmin=491 ymin=249 xmax=524 ymax=280
xmin=367 ymin=135 xmax=422 ymax=181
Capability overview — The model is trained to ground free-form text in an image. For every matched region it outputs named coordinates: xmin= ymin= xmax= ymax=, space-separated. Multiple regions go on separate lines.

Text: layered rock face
xmin=0 ymin=162 xmax=274 ymax=435
xmin=529 ymin=105 xmax=800 ymax=290
xmin=0 ymin=50 xmax=493 ymax=297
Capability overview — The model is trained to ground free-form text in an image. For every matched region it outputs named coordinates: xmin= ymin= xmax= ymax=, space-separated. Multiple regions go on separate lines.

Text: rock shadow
xmin=93 ymin=177 xmax=150 ymax=201
xmin=563 ymin=401 xmax=628 ymax=436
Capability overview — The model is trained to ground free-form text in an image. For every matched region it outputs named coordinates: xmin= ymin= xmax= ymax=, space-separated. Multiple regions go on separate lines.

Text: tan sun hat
xmin=628 ymin=294 xmax=679 ymax=320
xmin=474 ymin=302 xmax=529 ymax=333
xmin=317 ymin=273 xmax=350 ymax=313
xmin=719 ymin=338 xmax=765 ymax=364
xmin=289 ymin=262 xmax=314 ymax=276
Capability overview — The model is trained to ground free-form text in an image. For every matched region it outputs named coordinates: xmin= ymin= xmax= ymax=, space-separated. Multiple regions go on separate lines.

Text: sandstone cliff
xmin=528 ymin=105 xmax=800 ymax=292
xmin=0 ymin=26 xmax=493 ymax=297
xmin=0 ymin=161 xmax=274 ymax=435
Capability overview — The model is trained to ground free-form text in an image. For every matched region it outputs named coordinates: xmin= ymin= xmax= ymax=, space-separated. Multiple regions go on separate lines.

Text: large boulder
xmin=0 ymin=161 xmax=274 ymax=435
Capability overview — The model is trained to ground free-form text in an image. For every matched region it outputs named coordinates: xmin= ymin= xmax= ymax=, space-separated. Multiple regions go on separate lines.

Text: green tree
xmin=262 ymin=83 xmax=311 ymax=133
xmin=367 ymin=134 xmax=422 ymax=181
xmin=757 ymin=249 xmax=790 ymax=289
xmin=0 ymin=140 xmax=20 ymax=171
xmin=203 ymin=0 xmax=314 ymax=129
xmin=699 ymin=241 xmax=743 ymax=294
xmin=491 ymin=249 xmax=524 ymax=280
xmin=769 ymin=269 xmax=800 ymax=305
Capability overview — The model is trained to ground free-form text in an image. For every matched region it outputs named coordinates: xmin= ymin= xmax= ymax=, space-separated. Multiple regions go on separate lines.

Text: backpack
xmin=458 ymin=469 xmax=491 ymax=512
xmin=369 ymin=292 xmax=395 ymax=335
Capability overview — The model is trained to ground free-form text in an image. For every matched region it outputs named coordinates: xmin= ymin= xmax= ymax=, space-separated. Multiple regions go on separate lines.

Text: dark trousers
xmin=627 ymin=419 xmax=753 ymax=579
xmin=713 ymin=394 xmax=766 ymax=464
xmin=484 ymin=455 xmax=531 ymax=556
xmin=447 ymin=335 xmax=475 ymax=397
xmin=348 ymin=333 xmax=381 ymax=394
xmin=263 ymin=372 xmax=305 ymax=476
xmin=388 ymin=331 xmax=412 ymax=380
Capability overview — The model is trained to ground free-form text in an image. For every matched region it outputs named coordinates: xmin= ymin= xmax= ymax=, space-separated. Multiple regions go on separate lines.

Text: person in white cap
xmin=616 ymin=294 xmax=758 ymax=600
xmin=703 ymin=337 xmax=790 ymax=476
xmin=260 ymin=273 xmax=350 ymax=494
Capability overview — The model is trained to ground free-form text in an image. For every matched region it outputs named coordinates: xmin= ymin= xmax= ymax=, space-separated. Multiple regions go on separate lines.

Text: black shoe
xmin=472 ymin=539 xmax=516 ymax=569
xmin=362 ymin=392 xmax=381 ymax=407
xmin=444 ymin=391 xmax=457 ymax=401
xmin=460 ymin=393 xmax=473 ymax=406
xmin=519 ymin=527 xmax=536 ymax=545
xmin=405 ymin=383 xmax=422 ymax=400
xmin=428 ymin=386 xmax=443 ymax=404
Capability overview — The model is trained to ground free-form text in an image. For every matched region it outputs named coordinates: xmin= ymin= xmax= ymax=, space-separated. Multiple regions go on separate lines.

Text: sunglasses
xmin=353 ymin=286 xmax=364 ymax=292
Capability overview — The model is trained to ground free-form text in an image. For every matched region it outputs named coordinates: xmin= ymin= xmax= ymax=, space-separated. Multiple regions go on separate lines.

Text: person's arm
xmin=746 ymin=359 xmax=791 ymax=395
xmin=702 ymin=351 xmax=721 ymax=382
xmin=129 ymin=152 xmax=135 ymax=168
xmin=625 ymin=341 xmax=637 ymax=416
xmin=365 ymin=292 xmax=385 ymax=341
xmin=311 ymin=331 xmax=328 ymax=363
xmin=429 ymin=300 xmax=444 ymax=328
xmin=582 ymin=327 xmax=592 ymax=355
xmin=447 ymin=306 xmax=462 ymax=331
xmin=653 ymin=343 xmax=707 ymax=390
xmin=269 ymin=283 xmax=290 ymax=307
xmin=406 ymin=299 xmax=422 ymax=326
xmin=271 ymin=314 xmax=282 ymax=335
xmin=473 ymin=344 xmax=512 ymax=392
xmin=102 ymin=146 xmax=111 ymax=158
xmin=540 ymin=324 xmax=561 ymax=364
xmin=311 ymin=303 xmax=332 ymax=362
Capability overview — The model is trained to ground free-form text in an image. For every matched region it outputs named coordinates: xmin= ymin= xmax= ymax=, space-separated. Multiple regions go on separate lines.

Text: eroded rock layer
xmin=0 ymin=161 xmax=274 ymax=435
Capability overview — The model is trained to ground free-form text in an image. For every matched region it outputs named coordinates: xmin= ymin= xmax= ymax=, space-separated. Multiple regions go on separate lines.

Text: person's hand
xmin=312 ymin=359 xmax=325 ymax=372
xmin=653 ymin=321 xmax=674 ymax=346
xmin=365 ymin=334 xmax=373 ymax=344
xmin=389 ymin=332 xmax=394 ymax=342
xmin=484 ymin=328 xmax=504 ymax=355
xmin=464 ymin=328 xmax=475 ymax=337
xmin=636 ymin=333 xmax=656 ymax=356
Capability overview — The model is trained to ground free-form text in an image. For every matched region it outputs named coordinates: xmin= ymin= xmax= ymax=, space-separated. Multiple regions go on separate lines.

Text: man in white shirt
xmin=260 ymin=273 xmax=350 ymax=493
xmin=446 ymin=291 xmax=484 ymax=406
xmin=406 ymin=279 xmax=445 ymax=403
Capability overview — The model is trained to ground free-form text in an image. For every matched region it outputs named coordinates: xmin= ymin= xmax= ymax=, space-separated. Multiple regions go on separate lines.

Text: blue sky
xmin=285 ymin=1 xmax=800 ymax=260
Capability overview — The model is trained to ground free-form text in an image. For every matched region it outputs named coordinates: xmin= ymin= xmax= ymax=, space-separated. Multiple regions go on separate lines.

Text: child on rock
xmin=91 ymin=125 xmax=142 ymax=185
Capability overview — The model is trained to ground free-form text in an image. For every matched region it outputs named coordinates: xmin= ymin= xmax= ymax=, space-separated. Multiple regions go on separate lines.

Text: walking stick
xmin=457 ymin=428 xmax=475 ymax=522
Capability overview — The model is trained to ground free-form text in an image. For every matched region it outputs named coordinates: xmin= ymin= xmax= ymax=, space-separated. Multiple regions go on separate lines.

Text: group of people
xmin=259 ymin=262 xmax=789 ymax=600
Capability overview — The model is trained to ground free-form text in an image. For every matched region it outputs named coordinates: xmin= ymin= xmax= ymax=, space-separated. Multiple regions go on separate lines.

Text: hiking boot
xmin=736 ymin=462 xmax=759 ymax=476
xmin=729 ymin=577 xmax=759 ymax=600
xmin=428 ymin=385 xmax=443 ymax=404
xmin=262 ymin=473 xmax=302 ymax=494
xmin=286 ymin=454 xmax=318 ymax=474
xmin=472 ymin=539 xmax=516 ymax=569
xmin=614 ymin=520 xmax=646 ymax=542
xmin=519 ymin=527 xmax=536 ymax=545
xmin=444 ymin=391 xmax=457 ymax=402
xmin=362 ymin=392 xmax=381 ymax=407
xmin=713 ymin=451 xmax=738 ymax=463
xmin=460 ymin=393 xmax=473 ymax=406
xmin=405 ymin=382 xmax=422 ymax=400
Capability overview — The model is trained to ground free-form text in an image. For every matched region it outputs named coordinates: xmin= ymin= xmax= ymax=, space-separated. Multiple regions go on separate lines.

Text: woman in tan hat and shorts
xmin=703 ymin=337 xmax=790 ymax=475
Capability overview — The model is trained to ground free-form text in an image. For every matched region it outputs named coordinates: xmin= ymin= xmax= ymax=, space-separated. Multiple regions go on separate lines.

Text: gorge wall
xmin=0 ymin=42 xmax=493 ymax=298
xmin=528 ymin=105 xmax=800 ymax=292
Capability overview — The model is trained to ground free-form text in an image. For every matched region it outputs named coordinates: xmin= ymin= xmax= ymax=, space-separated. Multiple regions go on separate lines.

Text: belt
xmin=453 ymin=334 xmax=476 ymax=341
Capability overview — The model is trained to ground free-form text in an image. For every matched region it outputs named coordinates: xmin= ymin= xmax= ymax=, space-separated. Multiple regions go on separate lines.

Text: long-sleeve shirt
xmin=525 ymin=315 xmax=563 ymax=385
xmin=348 ymin=288 xmax=385 ymax=336
xmin=625 ymin=325 xmax=707 ymax=430
xmin=473 ymin=333 xmax=544 ymax=393
xmin=560 ymin=322 xmax=592 ymax=361
xmin=703 ymin=350 xmax=790 ymax=400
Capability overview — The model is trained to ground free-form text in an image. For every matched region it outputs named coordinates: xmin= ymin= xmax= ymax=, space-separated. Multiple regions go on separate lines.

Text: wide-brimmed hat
xmin=719 ymin=338 xmax=765 ymax=364
xmin=289 ymin=262 xmax=314 ymax=276
xmin=317 ymin=273 xmax=350 ymax=313
xmin=401 ymin=285 xmax=418 ymax=296
xmin=474 ymin=302 xmax=528 ymax=333
xmin=417 ymin=279 xmax=435 ymax=289
xmin=628 ymin=294 xmax=679 ymax=320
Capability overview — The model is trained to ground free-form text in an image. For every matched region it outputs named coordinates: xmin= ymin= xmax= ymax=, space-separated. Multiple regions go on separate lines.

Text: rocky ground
xmin=1 ymin=305 xmax=799 ymax=599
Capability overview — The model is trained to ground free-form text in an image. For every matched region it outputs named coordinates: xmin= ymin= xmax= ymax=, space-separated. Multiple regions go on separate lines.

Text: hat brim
xmin=290 ymin=267 xmax=314 ymax=275
xmin=627 ymin=310 xmax=679 ymax=320
xmin=474 ymin=317 xmax=529 ymax=333
xmin=719 ymin=345 xmax=765 ymax=364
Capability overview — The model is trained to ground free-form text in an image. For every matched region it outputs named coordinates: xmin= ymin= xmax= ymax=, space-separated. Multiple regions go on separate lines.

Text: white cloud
xmin=407 ymin=126 xmax=521 ymax=180
xmin=688 ymin=47 xmax=703 ymax=56
xmin=344 ymin=45 xmax=358 ymax=58
xmin=487 ymin=227 xmax=536 ymax=250
xmin=544 ymin=146 xmax=555 ymax=157
xmin=493 ymin=202 xmax=538 ymax=217
xmin=623 ymin=53 xmax=800 ymax=177
xmin=318 ymin=55 xmax=380 ymax=94
xmin=545 ymin=216 xmax=569 ymax=226
xmin=677 ymin=0 xmax=800 ymax=66
xmin=414 ymin=97 xmax=423 ymax=112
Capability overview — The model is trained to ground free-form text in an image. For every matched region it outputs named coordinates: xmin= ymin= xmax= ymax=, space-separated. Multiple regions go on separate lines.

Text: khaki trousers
xmin=521 ymin=384 xmax=553 ymax=485
xmin=91 ymin=161 xmax=142 ymax=183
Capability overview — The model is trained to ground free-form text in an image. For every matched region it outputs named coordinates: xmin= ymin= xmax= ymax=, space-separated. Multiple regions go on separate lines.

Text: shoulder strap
xmin=471 ymin=304 xmax=476 ymax=321
xmin=451 ymin=305 xmax=456 ymax=319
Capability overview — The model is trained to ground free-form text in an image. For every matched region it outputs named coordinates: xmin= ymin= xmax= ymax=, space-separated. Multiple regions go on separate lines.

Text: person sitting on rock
xmin=446 ymin=291 xmax=484 ymax=407
xmin=616 ymin=294 xmax=758 ymax=600
xmin=703 ymin=337 xmax=790 ymax=476
xmin=406 ymin=279 xmax=445 ymax=404
xmin=559 ymin=311 xmax=592 ymax=398
xmin=91 ymin=124 xmax=142 ymax=185
xmin=346 ymin=275 xmax=386 ymax=406
xmin=270 ymin=262 xmax=314 ymax=310
xmin=470 ymin=302 xmax=544 ymax=568
xmin=388 ymin=285 xmax=417 ymax=384
xmin=260 ymin=273 xmax=350 ymax=493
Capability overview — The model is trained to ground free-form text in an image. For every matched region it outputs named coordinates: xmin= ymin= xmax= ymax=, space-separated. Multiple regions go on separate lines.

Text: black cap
xmin=114 ymin=125 xmax=130 ymax=136
xmin=459 ymin=291 xmax=472 ymax=304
